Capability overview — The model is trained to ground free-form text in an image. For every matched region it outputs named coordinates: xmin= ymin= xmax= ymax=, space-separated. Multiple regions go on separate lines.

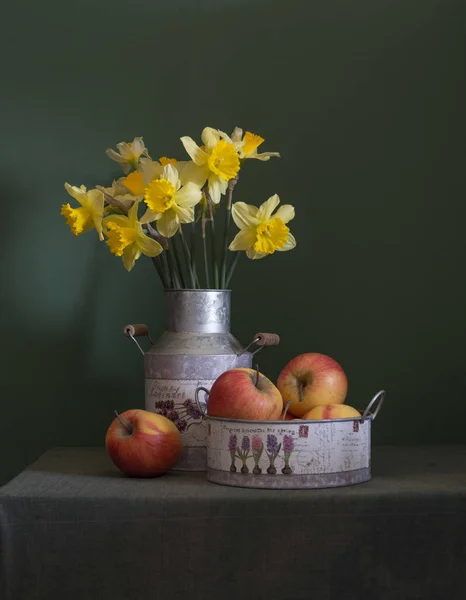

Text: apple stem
xmin=114 ymin=410 xmax=133 ymax=434
xmin=283 ymin=400 xmax=291 ymax=420
xmin=254 ymin=364 xmax=260 ymax=387
xmin=298 ymin=382 xmax=304 ymax=403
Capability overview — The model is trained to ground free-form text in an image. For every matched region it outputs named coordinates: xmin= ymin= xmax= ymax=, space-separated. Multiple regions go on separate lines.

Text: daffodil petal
xmin=122 ymin=244 xmax=141 ymax=272
xmin=105 ymin=149 xmax=127 ymax=164
xmin=175 ymin=182 xmax=202 ymax=208
xmin=120 ymin=194 xmax=143 ymax=205
xmin=231 ymin=127 xmax=243 ymax=143
xmin=127 ymin=202 xmax=139 ymax=224
xmin=92 ymin=220 xmax=104 ymax=241
xmin=178 ymin=161 xmax=209 ymax=187
xmin=201 ymin=127 xmax=221 ymax=151
xmin=247 ymin=151 xmax=281 ymax=161
xmin=273 ymin=204 xmax=295 ymax=224
xmin=277 ymin=232 xmax=297 ymax=252
xmin=140 ymin=158 xmax=163 ymax=185
xmin=138 ymin=233 xmax=163 ymax=258
xmin=246 ymin=249 xmax=267 ymax=260
xmin=180 ymin=136 xmax=208 ymax=166
xmin=116 ymin=142 xmax=134 ymax=160
xmin=219 ymin=130 xmax=233 ymax=144
xmin=219 ymin=178 xmax=228 ymax=195
xmin=64 ymin=183 xmax=88 ymax=207
xmin=104 ymin=214 xmax=131 ymax=229
xmin=257 ymin=194 xmax=280 ymax=222
xmin=232 ymin=202 xmax=261 ymax=230
xmin=162 ymin=164 xmax=179 ymax=188
xmin=208 ymin=174 xmax=222 ymax=204
xmin=156 ymin=210 xmax=179 ymax=238
xmin=86 ymin=189 xmax=104 ymax=213
xmin=131 ymin=137 xmax=145 ymax=157
xmin=176 ymin=205 xmax=195 ymax=224
xmin=229 ymin=229 xmax=257 ymax=251
xmin=139 ymin=208 xmax=158 ymax=224
xmin=87 ymin=191 xmax=104 ymax=240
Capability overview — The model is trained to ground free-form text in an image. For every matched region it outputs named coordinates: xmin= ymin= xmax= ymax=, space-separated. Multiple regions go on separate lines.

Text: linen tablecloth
xmin=1 ymin=445 xmax=465 ymax=600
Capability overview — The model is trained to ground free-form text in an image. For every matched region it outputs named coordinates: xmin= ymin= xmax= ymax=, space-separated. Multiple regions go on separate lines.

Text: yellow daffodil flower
xmin=141 ymin=164 xmax=202 ymax=237
xmin=61 ymin=183 xmax=104 ymax=240
xmin=104 ymin=203 xmax=163 ymax=271
xmin=180 ymin=127 xmax=240 ymax=204
xmin=139 ymin=157 xmax=203 ymax=190
xmin=101 ymin=179 xmax=139 ymax=213
xmin=105 ymin=137 xmax=149 ymax=173
xmin=229 ymin=194 xmax=296 ymax=259
xmin=121 ymin=172 xmax=146 ymax=197
xmin=231 ymin=128 xmax=281 ymax=161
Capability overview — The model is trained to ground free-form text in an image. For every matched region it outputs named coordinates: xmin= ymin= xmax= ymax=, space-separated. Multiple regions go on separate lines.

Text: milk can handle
xmin=123 ymin=324 xmax=154 ymax=356
xmin=238 ymin=332 xmax=280 ymax=356
xmin=361 ymin=390 xmax=386 ymax=422
xmin=194 ymin=387 xmax=210 ymax=418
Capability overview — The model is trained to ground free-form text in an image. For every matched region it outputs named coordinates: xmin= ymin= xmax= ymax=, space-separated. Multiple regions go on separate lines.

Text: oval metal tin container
xmin=205 ymin=391 xmax=385 ymax=489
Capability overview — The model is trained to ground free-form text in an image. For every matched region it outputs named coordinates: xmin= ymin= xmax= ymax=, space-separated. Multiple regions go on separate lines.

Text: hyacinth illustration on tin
xmin=252 ymin=435 xmax=264 ymax=474
xmin=236 ymin=435 xmax=252 ymax=474
xmin=266 ymin=434 xmax=282 ymax=475
xmin=282 ymin=434 xmax=294 ymax=475
xmin=228 ymin=434 xmax=238 ymax=472
xmin=153 ymin=398 xmax=203 ymax=433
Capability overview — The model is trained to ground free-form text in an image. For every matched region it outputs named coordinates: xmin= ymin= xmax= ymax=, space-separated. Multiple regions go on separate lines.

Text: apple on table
xmin=106 ymin=409 xmax=182 ymax=477
xmin=277 ymin=353 xmax=348 ymax=418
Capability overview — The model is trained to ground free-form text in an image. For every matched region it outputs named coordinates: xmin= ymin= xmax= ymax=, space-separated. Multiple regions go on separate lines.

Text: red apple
xmin=282 ymin=411 xmax=295 ymax=421
xmin=303 ymin=404 xmax=360 ymax=420
xmin=277 ymin=353 xmax=348 ymax=418
xmin=207 ymin=368 xmax=283 ymax=420
xmin=105 ymin=409 xmax=182 ymax=477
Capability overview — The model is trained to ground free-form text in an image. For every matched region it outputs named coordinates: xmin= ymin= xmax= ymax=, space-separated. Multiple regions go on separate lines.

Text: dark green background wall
xmin=1 ymin=0 xmax=465 ymax=484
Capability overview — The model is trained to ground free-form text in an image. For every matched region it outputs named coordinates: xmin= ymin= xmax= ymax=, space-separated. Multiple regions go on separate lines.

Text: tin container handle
xmin=194 ymin=387 xmax=210 ymax=418
xmin=361 ymin=390 xmax=386 ymax=422
xmin=238 ymin=332 xmax=280 ymax=356
xmin=123 ymin=324 xmax=154 ymax=356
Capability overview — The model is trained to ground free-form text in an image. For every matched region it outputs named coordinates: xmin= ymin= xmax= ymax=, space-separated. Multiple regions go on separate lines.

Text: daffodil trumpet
xmin=62 ymin=126 xmax=295 ymax=288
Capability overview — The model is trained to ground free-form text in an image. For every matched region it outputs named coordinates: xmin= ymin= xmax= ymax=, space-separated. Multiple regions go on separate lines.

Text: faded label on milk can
xmin=145 ymin=379 xmax=213 ymax=448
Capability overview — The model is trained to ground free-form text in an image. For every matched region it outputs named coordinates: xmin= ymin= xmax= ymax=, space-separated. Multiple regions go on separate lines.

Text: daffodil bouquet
xmin=61 ymin=127 xmax=296 ymax=289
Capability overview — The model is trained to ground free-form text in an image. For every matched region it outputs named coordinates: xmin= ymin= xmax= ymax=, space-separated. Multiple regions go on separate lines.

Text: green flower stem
xmin=201 ymin=213 xmax=211 ymax=289
xmin=152 ymin=256 xmax=169 ymax=289
xmin=220 ymin=177 xmax=238 ymax=289
xmin=161 ymin=249 xmax=173 ymax=289
xmin=220 ymin=208 xmax=231 ymax=289
xmin=190 ymin=217 xmax=199 ymax=287
xmin=166 ymin=244 xmax=182 ymax=289
xmin=207 ymin=193 xmax=219 ymax=289
xmin=152 ymin=252 xmax=171 ymax=290
xmin=225 ymin=251 xmax=240 ymax=287
xmin=178 ymin=228 xmax=196 ymax=289
xmin=172 ymin=235 xmax=188 ymax=288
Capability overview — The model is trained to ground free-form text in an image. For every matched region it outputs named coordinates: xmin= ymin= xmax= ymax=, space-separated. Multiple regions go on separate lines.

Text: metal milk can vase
xmin=125 ymin=290 xmax=259 ymax=471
